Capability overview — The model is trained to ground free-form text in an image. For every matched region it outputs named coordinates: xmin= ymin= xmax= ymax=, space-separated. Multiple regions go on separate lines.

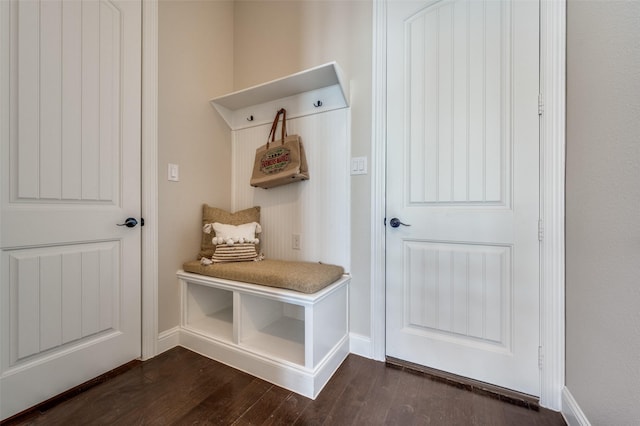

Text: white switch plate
xmin=292 ymin=234 xmax=301 ymax=250
xmin=168 ymin=163 xmax=179 ymax=182
xmin=350 ymin=157 xmax=367 ymax=175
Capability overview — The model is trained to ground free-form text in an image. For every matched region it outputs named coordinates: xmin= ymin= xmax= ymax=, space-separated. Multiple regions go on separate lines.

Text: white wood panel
xmin=12 ymin=0 xmax=121 ymax=203
xmin=39 ymin=254 xmax=62 ymax=352
xmin=99 ymin=248 xmax=115 ymax=331
xmin=438 ymin=3 xmax=454 ymax=202
xmin=17 ymin=257 xmax=39 ymax=359
xmin=312 ymin=284 xmax=347 ymax=368
xmin=81 ymin=1 xmax=100 ymax=201
xmin=61 ymin=252 xmax=82 ymax=344
xmin=61 ymin=0 xmax=82 ymax=200
xmin=452 ymin=0 xmax=469 ymax=202
xmin=81 ymin=250 xmax=100 ymax=337
xmin=40 ymin=0 xmax=63 ymax=200
xmin=7 ymin=242 xmax=119 ymax=367
xmin=407 ymin=0 xmax=510 ymax=205
xmin=467 ymin=251 xmax=484 ymax=338
xmin=404 ymin=241 xmax=510 ymax=348
xmin=451 ymin=251 xmax=468 ymax=334
xmin=468 ymin=0 xmax=485 ymax=202
xmin=17 ymin=0 xmax=39 ymax=199
xmin=484 ymin=0 xmax=506 ymax=202
xmin=99 ymin=1 xmax=120 ymax=201
xmin=232 ymin=109 xmax=350 ymax=270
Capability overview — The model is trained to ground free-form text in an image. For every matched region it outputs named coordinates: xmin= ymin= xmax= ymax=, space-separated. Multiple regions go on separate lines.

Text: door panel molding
xmin=371 ymin=0 xmax=566 ymax=410
xmin=5 ymin=242 xmax=120 ymax=367
xmin=402 ymin=240 xmax=512 ymax=351
xmin=403 ymin=0 xmax=512 ymax=206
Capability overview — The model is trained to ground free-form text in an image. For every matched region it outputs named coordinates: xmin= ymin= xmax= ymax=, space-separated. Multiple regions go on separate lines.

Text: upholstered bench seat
xmin=182 ymin=259 xmax=345 ymax=294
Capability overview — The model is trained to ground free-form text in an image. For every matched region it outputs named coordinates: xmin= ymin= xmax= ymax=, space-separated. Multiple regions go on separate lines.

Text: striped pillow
xmin=211 ymin=243 xmax=258 ymax=263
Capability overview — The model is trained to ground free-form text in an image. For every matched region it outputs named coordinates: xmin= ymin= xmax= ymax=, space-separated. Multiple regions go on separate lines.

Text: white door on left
xmin=0 ymin=0 xmax=142 ymax=420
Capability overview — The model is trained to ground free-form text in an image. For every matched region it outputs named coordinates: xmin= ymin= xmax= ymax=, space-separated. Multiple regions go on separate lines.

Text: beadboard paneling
xmin=232 ymin=109 xmax=350 ymax=270
xmin=14 ymin=0 xmax=121 ymax=202
xmin=6 ymin=242 xmax=120 ymax=367
xmin=403 ymin=241 xmax=511 ymax=351
xmin=406 ymin=0 xmax=511 ymax=205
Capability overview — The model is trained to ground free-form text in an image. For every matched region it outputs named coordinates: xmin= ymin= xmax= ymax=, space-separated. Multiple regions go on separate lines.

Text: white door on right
xmin=385 ymin=0 xmax=540 ymax=396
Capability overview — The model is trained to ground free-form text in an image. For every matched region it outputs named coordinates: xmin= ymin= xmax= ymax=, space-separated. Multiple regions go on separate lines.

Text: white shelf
xmin=210 ymin=62 xmax=349 ymax=130
xmin=242 ymin=317 xmax=305 ymax=366
xmin=187 ymin=307 xmax=233 ymax=342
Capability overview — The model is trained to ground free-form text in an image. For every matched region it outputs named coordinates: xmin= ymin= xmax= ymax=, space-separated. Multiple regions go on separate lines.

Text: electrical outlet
xmin=292 ymin=234 xmax=301 ymax=250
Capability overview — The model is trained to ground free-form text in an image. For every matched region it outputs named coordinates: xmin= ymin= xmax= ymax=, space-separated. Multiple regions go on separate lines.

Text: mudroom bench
xmin=176 ymin=260 xmax=350 ymax=399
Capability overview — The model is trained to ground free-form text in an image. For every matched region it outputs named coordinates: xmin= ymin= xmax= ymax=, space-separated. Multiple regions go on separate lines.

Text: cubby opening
xmin=185 ymin=284 xmax=233 ymax=342
xmin=240 ymin=294 xmax=305 ymax=366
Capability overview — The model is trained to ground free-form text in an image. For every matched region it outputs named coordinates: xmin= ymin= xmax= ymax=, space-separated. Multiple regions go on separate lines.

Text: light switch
xmin=351 ymin=157 xmax=367 ymax=175
xmin=168 ymin=163 xmax=179 ymax=182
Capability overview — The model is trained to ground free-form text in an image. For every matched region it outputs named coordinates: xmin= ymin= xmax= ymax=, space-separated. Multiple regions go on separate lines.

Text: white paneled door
xmin=0 ymin=0 xmax=142 ymax=419
xmin=385 ymin=0 xmax=540 ymax=395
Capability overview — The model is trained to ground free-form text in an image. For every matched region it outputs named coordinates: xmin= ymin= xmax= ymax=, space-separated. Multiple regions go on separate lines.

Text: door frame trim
xmin=141 ymin=0 xmax=158 ymax=361
xmin=370 ymin=0 xmax=565 ymax=411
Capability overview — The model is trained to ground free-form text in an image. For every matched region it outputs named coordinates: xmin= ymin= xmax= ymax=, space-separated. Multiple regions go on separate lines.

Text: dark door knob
xmin=117 ymin=217 xmax=138 ymax=228
xmin=389 ymin=217 xmax=411 ymax=228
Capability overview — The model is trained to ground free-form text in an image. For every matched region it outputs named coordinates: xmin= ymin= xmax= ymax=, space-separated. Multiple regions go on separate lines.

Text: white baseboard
xmin=349 ymin=333 xmax=373 ymax=359
xmin=562 ymin=387 xmax=591 ymax=426
xmin=157 ymin=326 xmax=180 ymax=355
xmin=180 ymin=328 xmax=349 ymax=399
xmin=156 ymin=329 xmax=376 ymax=360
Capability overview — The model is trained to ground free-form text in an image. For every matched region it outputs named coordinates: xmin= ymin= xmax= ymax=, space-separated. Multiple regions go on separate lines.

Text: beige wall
xmin=566 ymin=1 xmax=640 ymax=423
xmin=233 ymin=0 xmax=373 ymax=336
xmin=157 ymin=0 xmax=373 ymax=339
xmin=158 ymin=0 xmax=234 ymax=332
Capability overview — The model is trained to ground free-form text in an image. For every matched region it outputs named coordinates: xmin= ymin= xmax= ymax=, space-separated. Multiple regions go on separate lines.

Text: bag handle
xmin=266 ymin=108 xmax=287 ymax=149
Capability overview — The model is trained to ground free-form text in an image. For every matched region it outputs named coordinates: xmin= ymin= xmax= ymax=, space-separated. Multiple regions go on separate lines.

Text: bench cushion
xmin=182 ymin=259 xmax=344 ymax=294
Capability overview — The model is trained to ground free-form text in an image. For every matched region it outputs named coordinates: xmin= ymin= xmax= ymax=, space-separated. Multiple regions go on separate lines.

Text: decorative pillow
xmin=206 ymin=222 xmax=261 ymax=246
xmin=210 ymin=243 xmax=259 ymax=263
xmin=198 ymin=205 xmax=260 ymax=259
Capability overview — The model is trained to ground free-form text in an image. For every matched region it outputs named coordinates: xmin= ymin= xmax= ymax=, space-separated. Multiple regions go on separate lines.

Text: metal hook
xmin=313 ymin=100 xmax=323 ymax=108
xmin=247 ymin=115 xmax=254 ymax=122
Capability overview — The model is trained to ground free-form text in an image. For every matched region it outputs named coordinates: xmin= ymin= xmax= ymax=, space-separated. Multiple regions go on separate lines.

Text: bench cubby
xmin=177 ymin=269 xmax=350 ymax=399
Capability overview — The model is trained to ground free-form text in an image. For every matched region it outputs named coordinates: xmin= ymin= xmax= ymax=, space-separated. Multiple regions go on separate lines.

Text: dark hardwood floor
xmin=5 ymin=347 xmax=565 ymax=425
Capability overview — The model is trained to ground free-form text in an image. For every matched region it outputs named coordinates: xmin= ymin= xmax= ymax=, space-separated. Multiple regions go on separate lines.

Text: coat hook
xmin=247 ymin=115 xmax=254 ymax=122
xmin=313 ymin=100 xmax=323 ymax=108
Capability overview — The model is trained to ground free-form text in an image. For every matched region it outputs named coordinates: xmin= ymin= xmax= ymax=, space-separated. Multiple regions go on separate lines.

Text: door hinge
xmin=538 ymin=219 xmax=544 ymax=241
xmin=538 ymin=346 xmax=543 ymax=369
xmin=538 ymin=94 xmax=544 ymax=116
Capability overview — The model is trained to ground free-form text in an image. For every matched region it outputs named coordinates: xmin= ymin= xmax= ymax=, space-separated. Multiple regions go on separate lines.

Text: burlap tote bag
xmin=250 ymin=108 xmax=309 ymax=189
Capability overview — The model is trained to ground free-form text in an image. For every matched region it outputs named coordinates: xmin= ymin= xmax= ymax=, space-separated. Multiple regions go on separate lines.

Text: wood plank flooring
xmin=4 ymin=347 xmax=565 ymax=425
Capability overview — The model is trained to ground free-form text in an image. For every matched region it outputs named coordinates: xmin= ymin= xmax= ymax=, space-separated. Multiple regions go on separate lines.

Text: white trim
xmin=141 ymin=0 xmax=159 ymax=361
xmin=157 ymin=327 xmax=180 ymax=355
xmin=562 ymin=387 xmax=591 ymax=426
xmin=370 ymin=0 xmax=566 ymax=409
xmin=349 ymin=333 xmax=373 ymax=359
xmin=180 ymin=329 xmax=349 ymax=400
xmin=539 ymin=0 xmax=566 ymax=411
xmin=370 ymin=0 xmax=387 ymax=363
